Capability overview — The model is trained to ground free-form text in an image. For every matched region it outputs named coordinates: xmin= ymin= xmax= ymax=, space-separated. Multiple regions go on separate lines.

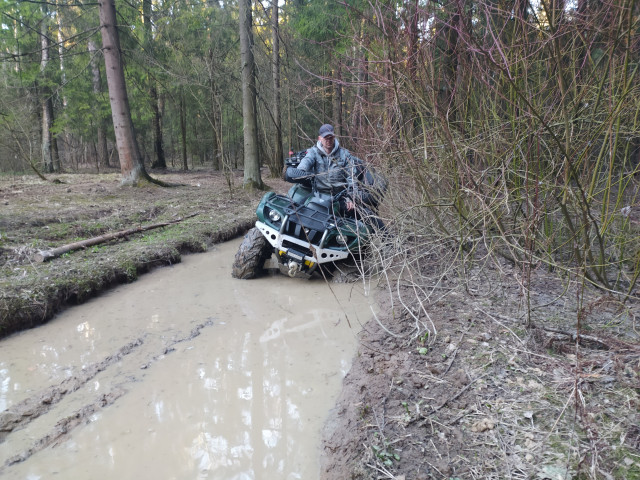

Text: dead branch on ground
xmin=33 ymin=213 xmax=199 ymax=262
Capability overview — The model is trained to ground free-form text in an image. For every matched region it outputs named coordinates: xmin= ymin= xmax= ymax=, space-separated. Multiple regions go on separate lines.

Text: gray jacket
xmin=297 ymin=139 xmax=361 ymax=195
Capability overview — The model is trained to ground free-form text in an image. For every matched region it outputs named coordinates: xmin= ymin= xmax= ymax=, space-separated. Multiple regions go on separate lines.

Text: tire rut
xmin=0 ymin=320 xmax=214 ymax=470
xmin=0 ymin=338 xmax=145 ymax=441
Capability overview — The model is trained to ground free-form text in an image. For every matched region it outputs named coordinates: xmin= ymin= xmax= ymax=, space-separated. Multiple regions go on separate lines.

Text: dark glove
xmin=284 ymin=167 xmax=312 ymax=183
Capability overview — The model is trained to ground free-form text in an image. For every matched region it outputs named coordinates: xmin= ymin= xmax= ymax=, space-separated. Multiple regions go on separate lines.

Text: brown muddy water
xmin=0 ymin=240 xmax=374 ymax=479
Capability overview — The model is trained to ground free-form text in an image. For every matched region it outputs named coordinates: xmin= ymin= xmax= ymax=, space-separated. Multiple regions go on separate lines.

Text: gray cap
xmin=318 ymin=124 xmax=335 ymax=138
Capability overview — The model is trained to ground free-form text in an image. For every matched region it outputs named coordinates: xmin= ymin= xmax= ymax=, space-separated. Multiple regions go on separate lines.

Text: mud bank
xmin=320 ymin=261 xmax=640 ymax=479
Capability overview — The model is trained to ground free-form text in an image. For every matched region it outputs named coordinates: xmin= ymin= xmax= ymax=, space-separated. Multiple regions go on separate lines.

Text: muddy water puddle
xmin=0 ymin=240 xmax=373 ymax=479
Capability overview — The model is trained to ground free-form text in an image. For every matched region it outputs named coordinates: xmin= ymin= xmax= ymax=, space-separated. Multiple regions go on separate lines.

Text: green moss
xmin=43 ymin=223 xmax=72 ymax=239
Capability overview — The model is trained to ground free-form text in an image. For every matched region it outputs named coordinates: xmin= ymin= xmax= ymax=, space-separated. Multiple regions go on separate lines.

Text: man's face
xmin=319 ymin=135 xmax=335 ymax=152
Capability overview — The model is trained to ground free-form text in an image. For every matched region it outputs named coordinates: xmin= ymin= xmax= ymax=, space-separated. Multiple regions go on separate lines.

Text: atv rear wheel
xmin=232 ymin=227 xmax=273 ymax=279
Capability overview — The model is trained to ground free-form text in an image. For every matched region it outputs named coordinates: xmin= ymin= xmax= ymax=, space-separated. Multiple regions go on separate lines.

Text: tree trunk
xmin=40 ymin=5 xmax=54 ymax=174
xmin=143 ymin=0 xmax=166 ymax=170
xmin=383 ymin=43 xmax=394 ymax=136
xmin=287 ymin=80 xmax=293 ymax=152
xmin=271 ymin=0 xmax=283 ymax=176
xmin=54 ymin=0 xmax=66 ymax=171
xmin=88 ymin=40 xmax=109 ymax=169
xmin=56 ymin=0 xmax=67 ymax=109
xmin=208 ymin=48 xmax=221 ymax=170
xmin=333 ymin=65 xmax=343 ymax=137
xmin=353 ymin=21 xmax=368 ymax=139
xmin=405 ymin=0 xmax=419 ymax=84
xmin=52 ymin=132 xmax=61 ymax=172
xmin=41 ymin=98 xmax=55 ymax=173
xmin=239 ymin=0 xmax=263 ymax=189
xmin=210 ymin=87 xmax=220 ymax=170
xmin=150 ymin=84 xmax=166 ymax=169
xmin=437 ymin=4 xmax=460 ymax=122
xmin=99 ymin=0 xmax=152 ymax=185
xmin=180 ymin=91 xmax=188 ymax=171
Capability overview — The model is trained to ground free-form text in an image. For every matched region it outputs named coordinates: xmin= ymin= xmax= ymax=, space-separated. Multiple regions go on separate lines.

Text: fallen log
xmin=34 ymin=213 xmax=199 ymax=263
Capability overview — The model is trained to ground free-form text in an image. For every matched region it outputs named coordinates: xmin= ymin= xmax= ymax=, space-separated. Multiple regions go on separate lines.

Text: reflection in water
xmin=154 ymin=400 xmax=164 ymax=421
xmin=210 ymin=317 xmax=309 ymax=476
xmin=0 ymin=370 xmax=9 ymax=412
xmin=0 ymin=241 xmax=372 ymax=479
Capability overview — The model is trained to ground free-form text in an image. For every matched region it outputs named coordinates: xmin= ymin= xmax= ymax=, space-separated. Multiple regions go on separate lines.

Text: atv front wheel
xmin=232 ymin=227 xmax=272 ymax=279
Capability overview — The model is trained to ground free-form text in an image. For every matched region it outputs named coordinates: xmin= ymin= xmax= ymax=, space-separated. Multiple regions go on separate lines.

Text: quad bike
xmin=232 ymin=153 xmax=385 ymax=279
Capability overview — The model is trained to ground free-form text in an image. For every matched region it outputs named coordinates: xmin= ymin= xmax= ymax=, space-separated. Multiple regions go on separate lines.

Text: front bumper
xmin=255 ymin=220 xmax=350 ymax=265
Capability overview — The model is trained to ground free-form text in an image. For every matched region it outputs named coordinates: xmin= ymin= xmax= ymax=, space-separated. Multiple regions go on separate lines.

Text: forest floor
xmin=321 ymin=255 xmax=640 ymax=480
xmin=1 ymin=170 xmax=639 ymax=479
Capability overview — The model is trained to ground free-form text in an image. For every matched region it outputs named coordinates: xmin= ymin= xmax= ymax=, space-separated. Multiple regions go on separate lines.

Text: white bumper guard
xmin=255 ymin=220 xmax=349 ymax=265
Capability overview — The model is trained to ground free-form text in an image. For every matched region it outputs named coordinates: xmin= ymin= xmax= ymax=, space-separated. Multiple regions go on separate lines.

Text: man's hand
xmin=345 ymin=198 xmax=355 ymax=211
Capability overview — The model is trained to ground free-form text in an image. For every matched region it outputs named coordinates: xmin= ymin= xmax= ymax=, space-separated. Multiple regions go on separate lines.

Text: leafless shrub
xmin=314 ymin=1 xmax=640 ymax=477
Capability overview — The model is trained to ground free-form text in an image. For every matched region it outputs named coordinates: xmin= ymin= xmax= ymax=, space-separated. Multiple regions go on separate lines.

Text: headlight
xmin=268 ymin=209 xmax=281 ymax=222
xmin=336 ymin=234 xmax=347 ymax=245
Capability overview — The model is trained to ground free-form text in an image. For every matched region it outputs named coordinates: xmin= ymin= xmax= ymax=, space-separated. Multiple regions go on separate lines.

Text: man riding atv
xmin=231 ymin=124 xmax=386 ymax=279
xmin=285 ymin=124 xmax=385 ymax=229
